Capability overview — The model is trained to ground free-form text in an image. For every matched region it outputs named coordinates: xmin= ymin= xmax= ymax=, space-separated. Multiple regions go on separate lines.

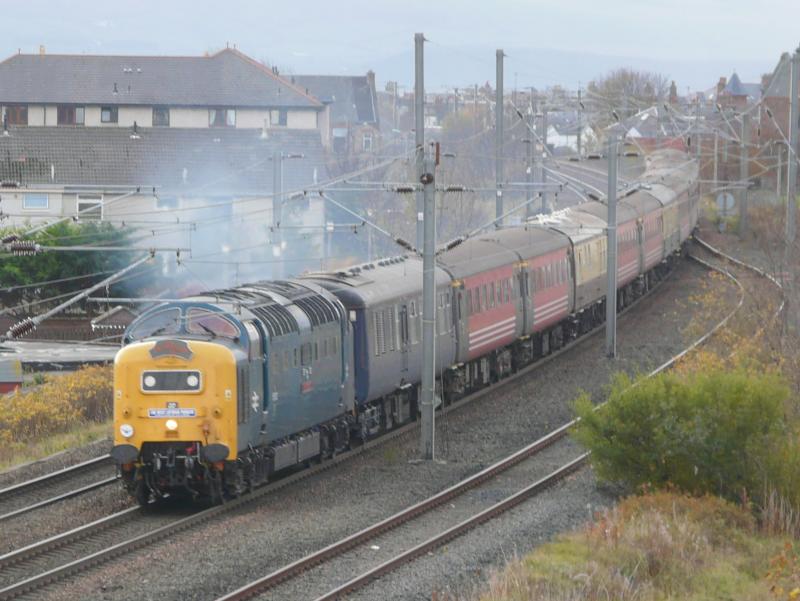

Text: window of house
xmin=209 ymin=109 xmax=236 ymax=127
xmin=100 ymin=107 xmax=118 ymax=123
xmin=76 ymin=194 xmax=103 ymax=221
xmin=57 ymin=106 xmax=85 ymax=125
xmin=270 ymin=109 xmax=288 ymax=127
xmin=23 ymin=193 xmax=48 ymax=210
xmin=5 ymin=105 xmax=27 ymax=125
xmin=153 ymin=107 xmax=170 ymax=127
xmin=362 ymin=133 xmax=373 ymax=152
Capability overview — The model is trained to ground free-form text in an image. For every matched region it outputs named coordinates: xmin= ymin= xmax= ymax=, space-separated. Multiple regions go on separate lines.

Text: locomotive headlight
xmin=186 ymin=374 xmax=199 ymax=388
xmin=165 ymin=419 xmax=178 ymax=431
xmin=120 ymin=424 xmax=134 ymax=438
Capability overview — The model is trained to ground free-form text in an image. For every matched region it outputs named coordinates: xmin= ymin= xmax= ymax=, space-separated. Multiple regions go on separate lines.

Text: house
xmin=0 ymin=47 xmax=329 ymax=144
xmin=0 ymin=47 xmax=339 ymax=281
xmin=714 ymin=73 xmax=762 ymax=109
xmin=292 ymin=72 xmax=379 ymax=161
xmin=544 ymin=111 xmax=597 ymax=155
xmin=759 ymin=52 xmax=799 ymax=192
xmin=0 ymin=357 xmax=22 ymax=394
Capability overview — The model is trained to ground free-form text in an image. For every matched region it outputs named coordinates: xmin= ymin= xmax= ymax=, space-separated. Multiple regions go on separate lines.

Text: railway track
xmin=213 ymin=239 xmax=773 ymax=601
xmin=0 ymin=254 xmax=686 ymax=600
xmin=0 ymin=455 xmax=116 ymax=524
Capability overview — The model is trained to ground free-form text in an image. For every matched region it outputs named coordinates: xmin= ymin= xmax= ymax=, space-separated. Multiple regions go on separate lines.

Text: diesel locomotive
xmin=111 ymin=149 xmax=698 ymax=505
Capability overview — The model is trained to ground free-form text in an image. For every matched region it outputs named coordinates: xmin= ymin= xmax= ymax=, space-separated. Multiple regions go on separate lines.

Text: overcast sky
xmin=4 ymin=0 xmax=799 ymax=91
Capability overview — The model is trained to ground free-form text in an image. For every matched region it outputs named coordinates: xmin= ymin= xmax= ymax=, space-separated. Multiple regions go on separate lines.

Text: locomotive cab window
xmin=186 ymin=308 xmax=239 ymax=339
xmin=127 ymin=308 xmax=181 ymax=341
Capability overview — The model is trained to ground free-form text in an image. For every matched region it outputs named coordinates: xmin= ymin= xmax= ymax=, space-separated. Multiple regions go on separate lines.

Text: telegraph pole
xmin=541 ymin=107 xmax=548 ymax=213
xmin=740 ymin=113 xmax=750 ymax=236
xmin=272 ymin=150 xmax=283 ymax=279
xmin=605 ymin=134 xmax=618 ymax=358
xmin=415 ymin=33 xmax=425 ymax=250
xmin=495 ymin=49 xmax=504 ymax=223
xmin=420 ymin=146 xmax=436 ymax=460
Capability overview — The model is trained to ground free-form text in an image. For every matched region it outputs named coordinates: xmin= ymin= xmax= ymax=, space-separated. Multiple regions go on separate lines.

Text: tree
xmin=0 ymin=221 xmax=135 ymax=308
xmin=587 ymin=68 xmax=670 ymax=125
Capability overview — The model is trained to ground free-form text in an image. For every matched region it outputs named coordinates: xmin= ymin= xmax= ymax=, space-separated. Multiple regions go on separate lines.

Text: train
xmin=111 ymin=149 xmax=698 ymax=505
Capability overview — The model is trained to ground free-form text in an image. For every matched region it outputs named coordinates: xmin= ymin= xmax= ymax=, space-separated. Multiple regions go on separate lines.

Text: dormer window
xmin=209 ymin=109 xmax=235 ymax=127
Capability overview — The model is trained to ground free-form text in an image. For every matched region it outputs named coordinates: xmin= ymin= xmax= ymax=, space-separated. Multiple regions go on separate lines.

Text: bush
xmin=572 ymin=368 xmax=790 ymax=503
xmin=0 ymin=365 xmax=113 ymax=458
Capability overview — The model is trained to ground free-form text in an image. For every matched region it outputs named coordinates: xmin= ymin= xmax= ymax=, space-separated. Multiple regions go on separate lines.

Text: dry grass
xmin=472 ymin=492 xmax=785 ymax=601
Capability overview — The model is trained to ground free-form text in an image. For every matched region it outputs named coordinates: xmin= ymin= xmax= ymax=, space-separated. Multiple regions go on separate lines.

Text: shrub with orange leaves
xmin=0 ymin=365 xmax=112 ymax=460
xmin=767 ymin=542 xmax=800 ymax=600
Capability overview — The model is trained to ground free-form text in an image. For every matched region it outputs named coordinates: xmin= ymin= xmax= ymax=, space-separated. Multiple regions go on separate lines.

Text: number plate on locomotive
xmin=147 ymin=408 xmax=197 ymax=418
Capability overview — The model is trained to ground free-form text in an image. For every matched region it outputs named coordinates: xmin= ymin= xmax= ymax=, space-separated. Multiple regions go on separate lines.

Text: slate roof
xmin=723 ymin=72 xmax=762 ymax=100
xmin=763 ymin=53 xmax=794 ymax=98
xmin=0 ymin=48 xmax=322 ymax=109
xmin=292 ymin=75 xmax=378 ymax=125
xmin=0 ymin=126 xmax=328 ymax=195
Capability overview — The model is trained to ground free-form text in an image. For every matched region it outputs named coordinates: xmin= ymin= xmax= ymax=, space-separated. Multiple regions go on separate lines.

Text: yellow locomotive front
xmin=112 ymin=336 xmax=239 ymax=505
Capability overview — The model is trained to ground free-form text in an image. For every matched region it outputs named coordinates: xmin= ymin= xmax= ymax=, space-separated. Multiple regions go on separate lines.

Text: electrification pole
xmin=420 ymin=146 xmax=436 ymax=461
xmin=740 ymin=113 xmax=750 ymax=236
xmin=786 ymin=45 xmax=799 ymax=247
xmin=576 ymin=88 xmax=582 ymax=159
xmin=473 ymin=83 xmax=478 ymax=133
xmin=272 ymin=150 xmax=283 ymax=279
xmin=495 ymin=49 xmax=504 ymax=223
xmin=605 ymin=134 xmax=618 ymax=359
xmin=713 ymin=131 xmax=719 ymax=189
xmin=541 ymin=107 xmax=548 ymax=213
xmin=785 ymin=44 xmax=800 ymax=332
xmin=415 ymin=33 xmax=425 ymax=250
xmin=525 ymin=103 xmax=534 ymax=219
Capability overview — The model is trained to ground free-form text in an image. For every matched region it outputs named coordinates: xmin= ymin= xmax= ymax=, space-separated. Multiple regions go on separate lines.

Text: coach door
xmin=399 ymin=304 xmax=410 ymax=373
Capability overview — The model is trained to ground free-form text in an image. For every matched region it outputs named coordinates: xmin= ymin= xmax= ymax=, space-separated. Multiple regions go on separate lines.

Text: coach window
xmin=488 ymin=283 xmax=494 ymax=308
xmin=314 ymin=342 xmax=318 ymax=361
